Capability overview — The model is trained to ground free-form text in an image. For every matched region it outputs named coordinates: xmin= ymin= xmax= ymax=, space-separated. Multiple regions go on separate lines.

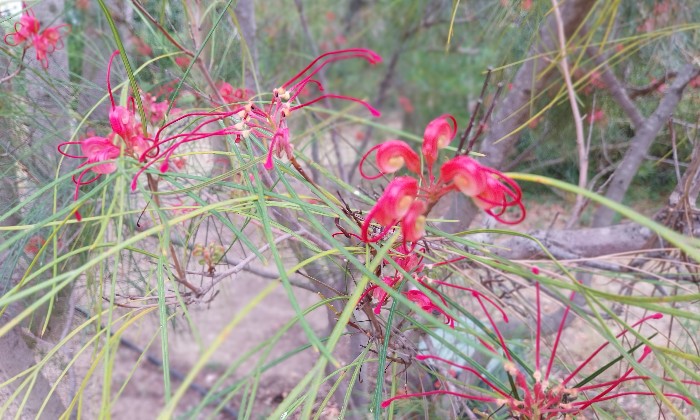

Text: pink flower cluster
xmin=382 ymin=281 xmax=699 ymax=417
xmin=129 ymin=48 xmax=381 ymax=187
xmin=353 ymin=244 xmax=508 ymax=330
xmin=58 ymin=49 xmax=382 ymax=219
xmin=4 ymin=7 xmax=69 ymax=68
xmin=217 ymin=82 xmax=253 ymax=105
xmin=58 ymin=51 xmax=175 ymax=220
xmin=358 ymin=114 xmax=525 ymax=245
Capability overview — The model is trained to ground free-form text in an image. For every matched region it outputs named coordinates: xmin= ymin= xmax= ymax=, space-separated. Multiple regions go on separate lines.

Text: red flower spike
xmin=4 ymin=7 xmax=70 ymax=69
xmin=422 ymin=114 xmax=457 ymax=167
xmin=382 ymin=280 xmax=696 ymax=418
xmin=4 ymin=11 xmax=40 ymax=46
xmin=439 ymin=156 xmax=488 ymax=197
xmin=402 ymin=200 xmax=427 ymax=243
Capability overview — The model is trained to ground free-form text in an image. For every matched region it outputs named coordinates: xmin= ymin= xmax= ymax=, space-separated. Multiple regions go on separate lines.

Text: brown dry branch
xmin=593 ymin=63 xmax=700 ymax=227
xmin=587 ymin=48 xmax=645 ymax=129
xmin=450 ymin=0 xmax=597 ymax=231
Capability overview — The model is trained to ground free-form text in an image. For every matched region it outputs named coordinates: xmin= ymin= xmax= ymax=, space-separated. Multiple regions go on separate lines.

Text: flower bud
xmin=440 ymin=156 xmax=488 ymax=197
xmin=402 ymin=200 xmax=427 ymax=242
xmin=109 ymin=105 xmax=135 ymax=139
xmin=375 ymin=140 xmax=421 ymax=175
xmin=422 ymin=114 xmax=457 ymax=166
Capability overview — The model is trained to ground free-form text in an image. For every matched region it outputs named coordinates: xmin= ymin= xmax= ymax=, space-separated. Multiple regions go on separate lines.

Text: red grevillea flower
xmin=421 ymin=114 xmax=457 ymax=167
xmin=58 ymin=50 xmax=164 ymax=218
xmin=259 ymin=48 xmax=381 ymax=169
xmin=4 ymin=7 xmax=70 ymax=69
xmin=358 ymin=114 xmax=525 ymax=244
xmin=129 ymin=49 xmax=381 ymax=189
xmin=360 ymin=176 xmax=418 ymax=242
xmin=381 ymin=282 xmax=698 ymax=417
xmin=4 ymin=10 xmax=40 ymax=46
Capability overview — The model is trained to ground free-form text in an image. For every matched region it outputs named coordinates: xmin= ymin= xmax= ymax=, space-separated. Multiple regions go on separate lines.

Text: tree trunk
xmin=592 ymin=64 xmax=700 ymax=227
xmin=454 ymin=0 xmax=597 ymax=230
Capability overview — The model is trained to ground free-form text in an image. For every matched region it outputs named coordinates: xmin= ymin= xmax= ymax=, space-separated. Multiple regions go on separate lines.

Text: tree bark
xmin=454 ymin=0 xmax=597 ymax=229
xmin=592 ymin=64 xmax=700 ymax=227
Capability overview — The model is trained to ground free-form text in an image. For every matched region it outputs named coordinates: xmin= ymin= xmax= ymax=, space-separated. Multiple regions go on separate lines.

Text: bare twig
xmin=202 ymin=233 xmax=293 ymax=294
xmin=551 ymin=0 xmax=588 ymax=227
xmin=587 ymin=48 xmax=644 ymax=128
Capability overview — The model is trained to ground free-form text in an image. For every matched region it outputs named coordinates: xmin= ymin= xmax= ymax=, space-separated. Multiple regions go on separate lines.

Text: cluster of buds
xmin=58 ymin=51 xmax=178 ymax=220
xmin=3 ymin=6 xmax=70 ymax=68
xmin=217 ymin=82 xmax=254 ymax=105
xmin=192 ymin=242 xmax=225 ymax=272
xmin=382 ymin=281 xmax=699 ymax=417
xmin=356 ymin=245 xmax=454 ymax=328
xmin=355 ymin=244 xmax=510 ymax=329
xmin=359 ymin=114 xmax=525 ymax=245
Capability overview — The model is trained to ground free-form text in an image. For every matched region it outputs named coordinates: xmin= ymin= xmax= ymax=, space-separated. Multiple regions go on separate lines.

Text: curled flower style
xmin=472 ymin=174 xmax=526 ymax=224
xmin=358 ymin=114 xmax=525 ymax=244
xmin=381 ymin=282 xmax=699 ymax=417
